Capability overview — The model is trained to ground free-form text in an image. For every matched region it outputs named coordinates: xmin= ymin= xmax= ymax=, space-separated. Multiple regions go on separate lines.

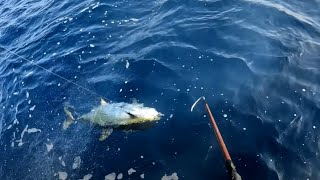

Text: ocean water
xmin=0 ymin=0 xmax=320 ymax=179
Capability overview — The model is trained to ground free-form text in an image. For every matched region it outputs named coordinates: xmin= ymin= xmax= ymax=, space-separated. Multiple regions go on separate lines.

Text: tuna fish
xmin=63 ymin=99 xmax=163 ymax=141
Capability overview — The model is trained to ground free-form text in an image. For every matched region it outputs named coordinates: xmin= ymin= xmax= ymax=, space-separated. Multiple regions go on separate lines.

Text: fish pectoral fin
xmin=126 ymin=111 xmax=138 ymax=119
xmin=63 ymin=106 xmax=75 ymax=130
xmin=99 ymin=128 xmax=113 ymax=141
xmin=100 ymin=98 xmax=108 ymax=106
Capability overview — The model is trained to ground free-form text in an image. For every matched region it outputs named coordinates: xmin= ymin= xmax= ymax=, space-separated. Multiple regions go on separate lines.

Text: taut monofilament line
xmin=0 ymin=45 xmax=110 ymax=102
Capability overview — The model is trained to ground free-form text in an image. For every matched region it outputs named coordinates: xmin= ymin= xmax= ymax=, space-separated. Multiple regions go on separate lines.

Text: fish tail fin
xmin=63 ymin=105 xmax=75 ymax=130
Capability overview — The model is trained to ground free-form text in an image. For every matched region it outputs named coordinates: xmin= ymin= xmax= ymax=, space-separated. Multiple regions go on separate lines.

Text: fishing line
xmin=0 ymin=45 xmax=110 ymax=101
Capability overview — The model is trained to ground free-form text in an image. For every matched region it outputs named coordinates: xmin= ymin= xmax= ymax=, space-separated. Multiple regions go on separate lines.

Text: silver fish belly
xmin=80 ymin=102 xmax=162 ymax=127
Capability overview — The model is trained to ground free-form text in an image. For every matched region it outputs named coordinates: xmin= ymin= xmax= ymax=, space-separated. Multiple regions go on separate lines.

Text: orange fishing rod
xmin=191 ymin=97 xmax=242 ymax=180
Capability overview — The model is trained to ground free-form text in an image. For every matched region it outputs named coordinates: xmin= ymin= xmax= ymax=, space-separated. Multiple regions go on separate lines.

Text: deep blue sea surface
xmin=1 ymin=0 xmax=320 ymax=179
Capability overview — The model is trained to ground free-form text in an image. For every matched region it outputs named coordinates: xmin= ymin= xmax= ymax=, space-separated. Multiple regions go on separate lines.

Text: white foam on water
xmin=117 ymin=173 xmax=123 ymax=179
xmin=130 ymin=18 xmax=139 ymax=22
xmin=140 ymin=174 xmax=144 ymax=179
xmin=13 ymin=119 xmax=19 ymax=125
xmin=57 ymin=171 xmax=68 ymax=180
xmin=125 ymin=60 xmax=130 ymax=69
xmin=27 ymin=128 xmax=41 ymax=133
xmin=16 ymin=125 xmax=28 ymax=146
xmin=261 ymin=154 xmax=283 ymax=180
xmin=25 ymin=71 xmax=33 ymax=77
xmin=58 ymin=156 xmax=66 ymax=167
xmin=16 ymin=125 xmax=41 ymax=146
xmin=105 ymin=172 xmax=116 ymax=180
xmin=11 ymin=132 xmax=16 ymax=147
xmin=161 ymin=173 xmax=179 ymax=180
xmin=29 ymin=105 xmax=36 ymax=111
xmin=72 ymin=156 xmax=81 ymax=169
xmin=90 ymin=44 xmax=95 ymax=47
xmin=80 ymin=174 xmax=93 ymax=180
xmin=26 ymin=92 xmax=29 ymax=98
xmin=128 ymin=168 xmax=136 ymax=175
xmin=46 ymin=143 xmax=53 ymax=152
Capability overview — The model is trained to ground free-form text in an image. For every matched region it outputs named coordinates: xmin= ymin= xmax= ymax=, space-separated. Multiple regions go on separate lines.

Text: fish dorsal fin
xmin=100 ymin=98 xmax=108 ymax=106
xmin=126 ymin=111 xmax=138 ymax=119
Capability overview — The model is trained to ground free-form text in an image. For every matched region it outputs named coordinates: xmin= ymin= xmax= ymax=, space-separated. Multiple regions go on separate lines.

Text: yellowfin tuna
xmin=63 ymin=99 xmax=163 ymax=141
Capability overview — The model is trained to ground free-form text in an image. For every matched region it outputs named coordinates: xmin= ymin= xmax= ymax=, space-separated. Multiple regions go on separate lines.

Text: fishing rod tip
xmin=191 ymin=96 xmax=206 ymax=112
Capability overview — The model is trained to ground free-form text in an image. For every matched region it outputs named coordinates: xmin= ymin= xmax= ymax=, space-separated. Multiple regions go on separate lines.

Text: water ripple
xmin=1 ymin=0 xmax=320 ymax=179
